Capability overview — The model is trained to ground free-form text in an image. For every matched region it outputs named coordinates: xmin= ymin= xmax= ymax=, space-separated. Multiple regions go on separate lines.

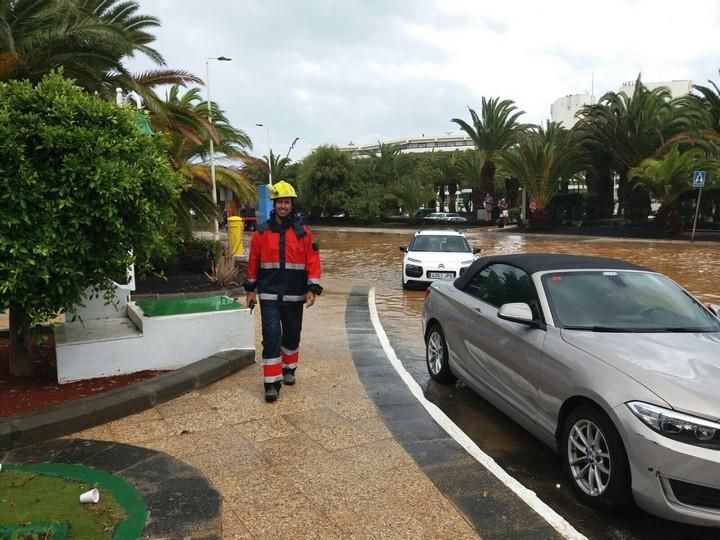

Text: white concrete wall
xmin=66 ymin=284 xmax=132 ymax=322
xmin=55 ymin=301 xmax=254 ymax=383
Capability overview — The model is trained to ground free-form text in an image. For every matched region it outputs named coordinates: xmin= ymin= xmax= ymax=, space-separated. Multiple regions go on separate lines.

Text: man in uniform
xmin=244 ymin=181 xmax=322 ymax=402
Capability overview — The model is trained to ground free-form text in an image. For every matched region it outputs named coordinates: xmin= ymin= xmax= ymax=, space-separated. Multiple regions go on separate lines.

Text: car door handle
xmin=474 ymin=307 xmax=484 ymax=317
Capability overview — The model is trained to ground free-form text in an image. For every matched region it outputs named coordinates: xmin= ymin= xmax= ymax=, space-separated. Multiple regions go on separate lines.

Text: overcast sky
xmin=128 ymin=0 xmax=720 ymax=160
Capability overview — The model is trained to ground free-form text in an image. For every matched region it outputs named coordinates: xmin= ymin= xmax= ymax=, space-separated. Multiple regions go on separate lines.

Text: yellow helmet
xmin=268 ymin=180 xmax=297 ymax=200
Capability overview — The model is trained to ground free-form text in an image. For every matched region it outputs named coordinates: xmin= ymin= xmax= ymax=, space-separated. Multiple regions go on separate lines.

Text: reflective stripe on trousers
xmin=281 ymin=346 xmax=299 ymax=370
xmin=263 ymin=356 xmax=283 ymax=383
xmin=260 ymin=301 xmax=304 ymax=384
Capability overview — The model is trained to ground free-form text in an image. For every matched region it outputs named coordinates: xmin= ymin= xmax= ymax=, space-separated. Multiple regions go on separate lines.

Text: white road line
xmin=368 ymin=287 xmax=588 ymax=540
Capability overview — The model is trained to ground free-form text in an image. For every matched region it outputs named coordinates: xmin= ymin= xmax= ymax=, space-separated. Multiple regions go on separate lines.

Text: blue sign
xmin=693 ymin=170 xmax=706 ymax=188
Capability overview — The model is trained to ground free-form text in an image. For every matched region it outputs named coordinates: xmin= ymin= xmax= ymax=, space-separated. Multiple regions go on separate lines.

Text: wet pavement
xmin=314 ymin=226 xmax=720 ymax=540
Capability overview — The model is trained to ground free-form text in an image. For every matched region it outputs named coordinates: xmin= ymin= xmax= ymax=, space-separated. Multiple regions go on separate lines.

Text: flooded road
xmin=315 ymin=227 xmax=720 ymax=540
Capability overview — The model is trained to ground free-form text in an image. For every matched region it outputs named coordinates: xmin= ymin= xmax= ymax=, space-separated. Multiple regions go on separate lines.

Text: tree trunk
xmin=480 ymin=160 xmax=496 ymax=200
xmin=585 ymin=162 xmax=614 ymax=219
xmin=448 ymin=190 xmax=457 ymax=213
xmin=9 ymin=306 xmax=35 ymax=377
xmin=626 ymin=182 xmax=651 ymax=224
xmin=504 ymin=177 xmax=520 ymax=209
xmin=655 ymin=204 xmax=682 ymax=236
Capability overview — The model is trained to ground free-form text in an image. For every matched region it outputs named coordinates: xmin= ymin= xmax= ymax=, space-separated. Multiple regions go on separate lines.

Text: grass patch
xmin=0 ymin=471 xmax=125 ymax=539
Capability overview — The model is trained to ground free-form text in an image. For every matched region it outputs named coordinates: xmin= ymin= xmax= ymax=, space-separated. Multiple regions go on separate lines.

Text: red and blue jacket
xmin=243 ymin=214 xmax=322 ymax=302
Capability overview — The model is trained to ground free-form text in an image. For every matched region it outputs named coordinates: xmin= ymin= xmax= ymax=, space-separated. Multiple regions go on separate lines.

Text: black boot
xmin=283 ymin=368 xmax=296 ymax=386
xmin=264 ymin=382 xmax=281 ymax=403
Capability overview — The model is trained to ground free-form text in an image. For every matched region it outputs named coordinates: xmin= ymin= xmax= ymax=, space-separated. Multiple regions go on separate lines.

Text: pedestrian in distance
xmin=244 ymin=180 xmax=322 ymax=403
xmin=483 ymin=192 xmax=494 ymax=224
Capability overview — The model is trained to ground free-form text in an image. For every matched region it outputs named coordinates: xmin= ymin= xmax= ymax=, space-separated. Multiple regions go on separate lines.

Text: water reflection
xmin=317 ymin=229 xmax=720 ymax=306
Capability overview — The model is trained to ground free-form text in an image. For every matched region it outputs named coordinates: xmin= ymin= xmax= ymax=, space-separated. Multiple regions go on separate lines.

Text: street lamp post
xmin=286 ymin=137 xmax=300 ymax=159
xmin=205 ymin=55 xmax=232 ymax=241
xmin=255 ymin=123 xmax=272 ymax=185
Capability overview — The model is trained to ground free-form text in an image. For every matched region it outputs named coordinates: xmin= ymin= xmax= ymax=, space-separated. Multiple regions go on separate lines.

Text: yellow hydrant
xmin=227 ymin=216 xmax=244 ymax=256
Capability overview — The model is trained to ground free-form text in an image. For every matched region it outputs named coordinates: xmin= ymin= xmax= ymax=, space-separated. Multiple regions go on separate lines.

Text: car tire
xmin=561 ymin=404 xmax=632 ymax=509
xmin=425 ymin=324 xmax=455 ymax=384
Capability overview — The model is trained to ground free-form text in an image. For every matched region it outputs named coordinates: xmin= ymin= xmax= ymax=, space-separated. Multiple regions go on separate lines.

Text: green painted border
xmin=3 ymin=463 xmax=146 ymax=540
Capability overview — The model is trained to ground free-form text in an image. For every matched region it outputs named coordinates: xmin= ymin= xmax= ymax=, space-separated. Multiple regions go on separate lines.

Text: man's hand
xmin=305 ymin=291 xmax=316 ymax=308
xmin=246 ymin=291 xmax=257 ymax=310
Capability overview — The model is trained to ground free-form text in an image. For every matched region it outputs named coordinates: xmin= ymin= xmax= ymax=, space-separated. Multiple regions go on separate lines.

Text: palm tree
xmin=692 ymin=73 xmax=720 ymax=133
xmin=575 ymin=76 xmax=705 ymax=221
xmin=158 ymin=85 xmax=255 ymax=235
xmin=451 ymin=97 xmax=531 ymax=209
xmin=0 ymin=0 xmax=200 ymax=97
xmin=362 ymin=142 xmax=412 ymax=187
xmin=392 ymin=176 xmax=434 ymax=224
xmin=630 ymin=144 xmax=718 ymax=234
xmin=248 ymin=150 xmax=294 ymax=185
xmin=497 ymin=121 xmax=586 ymax=229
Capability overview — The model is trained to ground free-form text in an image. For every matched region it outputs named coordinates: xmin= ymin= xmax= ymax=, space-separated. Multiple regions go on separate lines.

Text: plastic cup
xmin=79 ymin=488 xmax=100 ymax=504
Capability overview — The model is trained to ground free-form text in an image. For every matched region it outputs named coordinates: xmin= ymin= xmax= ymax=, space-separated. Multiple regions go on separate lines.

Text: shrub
xmin=0 ymin=73 xmax=181 ymax=375
xmin=178 ymin=238 xmax=222 ymax=273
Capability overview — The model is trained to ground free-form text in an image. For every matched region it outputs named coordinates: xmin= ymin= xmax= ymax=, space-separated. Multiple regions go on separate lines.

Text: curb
xmin=0 ymin=349 xmax=255 ymax=450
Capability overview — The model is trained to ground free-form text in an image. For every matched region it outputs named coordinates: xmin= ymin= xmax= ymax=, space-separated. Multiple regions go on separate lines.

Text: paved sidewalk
xmin=68 ymin=278 xmax=481 ymax=539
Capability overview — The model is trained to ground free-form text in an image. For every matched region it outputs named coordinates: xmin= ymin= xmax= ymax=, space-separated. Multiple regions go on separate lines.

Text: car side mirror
xmin=498 ymin=302 xmax=542 ymax=328
xmin=473 ymin=247 xmax=481 ymax=254
xmin=399 ymin=246 xmax=408 ymax=253
xmin=707 ymin=303 xmax=720 ymax=318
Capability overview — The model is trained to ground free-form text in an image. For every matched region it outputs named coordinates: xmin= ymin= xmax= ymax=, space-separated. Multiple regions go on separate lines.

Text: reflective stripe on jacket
xmin=243 ymin=215 xmax=322 ymax=301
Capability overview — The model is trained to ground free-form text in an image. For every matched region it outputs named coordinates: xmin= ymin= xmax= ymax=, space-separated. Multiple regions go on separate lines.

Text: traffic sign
xmin=693 ymin=170 xmax=706 ymax=188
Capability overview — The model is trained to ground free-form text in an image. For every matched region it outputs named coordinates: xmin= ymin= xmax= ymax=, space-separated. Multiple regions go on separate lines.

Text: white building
xmin=338 ymin=133 xmax=475 ymax=157
xmin=618 ymin=79 xmax=692 ymax=99
xmin=550 ymin=94 xmax=595 ymax=128
xmin=551 ymin=80 xmax=694 ymax=128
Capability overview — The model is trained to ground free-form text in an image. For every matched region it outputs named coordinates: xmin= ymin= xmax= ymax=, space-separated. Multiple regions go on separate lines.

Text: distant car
xmin=422 ymin=253 xmax=720 ymax=526
xmin=422 ymin=212 xmax=468 ymax=224
xmin=414 ymin=208 xmax=435 ymax=220
xmin=400 ymin=230 xmax=480 ymax=289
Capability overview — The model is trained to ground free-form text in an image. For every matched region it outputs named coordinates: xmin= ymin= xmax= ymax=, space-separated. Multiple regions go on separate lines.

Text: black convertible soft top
xmin=454 ymin=253 xmax=651 ymax=290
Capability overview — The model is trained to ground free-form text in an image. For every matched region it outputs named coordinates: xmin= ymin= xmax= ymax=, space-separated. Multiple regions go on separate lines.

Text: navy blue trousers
xmin=260 ymin=300 xmax=304 ymax=384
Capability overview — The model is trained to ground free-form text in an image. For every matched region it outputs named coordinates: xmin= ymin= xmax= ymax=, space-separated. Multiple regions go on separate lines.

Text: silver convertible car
xmin=422 ymin=253 xmax=720 ymax=526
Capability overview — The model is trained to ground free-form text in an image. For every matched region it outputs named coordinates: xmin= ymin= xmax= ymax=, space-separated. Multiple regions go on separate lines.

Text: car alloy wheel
xmin=567 ymin=418 xmax=612 ymax=497
xmin=425 ymin=324 xmax=455 ymax=384
xmin=561 ymin=404 xmax=632 ymax=508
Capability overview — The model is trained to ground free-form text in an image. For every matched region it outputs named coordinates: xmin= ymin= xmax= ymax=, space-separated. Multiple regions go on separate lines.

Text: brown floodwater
xmin=318 ymin=227 xmax=720 ymax=357
xmin=315 ymin=227 xmax=720 ymax=540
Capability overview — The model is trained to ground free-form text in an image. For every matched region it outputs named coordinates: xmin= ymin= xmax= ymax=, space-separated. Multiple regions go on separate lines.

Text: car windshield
xmin=409 ymin=235 xmax=470 ymax=253
xmin=542 ymin=270 xmax=720 ymax=332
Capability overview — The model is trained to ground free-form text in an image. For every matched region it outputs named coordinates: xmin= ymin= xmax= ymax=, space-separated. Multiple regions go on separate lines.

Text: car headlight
xmin=407 ymin=257 xmax=421 ymax=263
xmin=627 ymin=401 xmax=720 ymax=449
xmin=405 ymin=264 xmax=423 ymax=278
xmin=461 ymin=260 xmax=475 ymax=265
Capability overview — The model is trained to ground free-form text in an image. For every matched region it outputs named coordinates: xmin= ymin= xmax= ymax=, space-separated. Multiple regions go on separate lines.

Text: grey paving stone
xmin=4 ymin=438 xmax=73 ymax=464
xmin=83 ymin=442 xmax=158 ymax=473
xmin=50 ymin=439 xmax=113 ymax=464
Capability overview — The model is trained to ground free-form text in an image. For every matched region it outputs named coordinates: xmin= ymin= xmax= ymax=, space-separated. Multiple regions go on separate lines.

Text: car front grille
xmin=669 ymin=479 xmax=720 ymax=510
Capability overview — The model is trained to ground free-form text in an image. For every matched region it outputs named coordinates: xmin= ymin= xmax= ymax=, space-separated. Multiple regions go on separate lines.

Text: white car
xmin=400 ymin=230 xmax=479 ymax=289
